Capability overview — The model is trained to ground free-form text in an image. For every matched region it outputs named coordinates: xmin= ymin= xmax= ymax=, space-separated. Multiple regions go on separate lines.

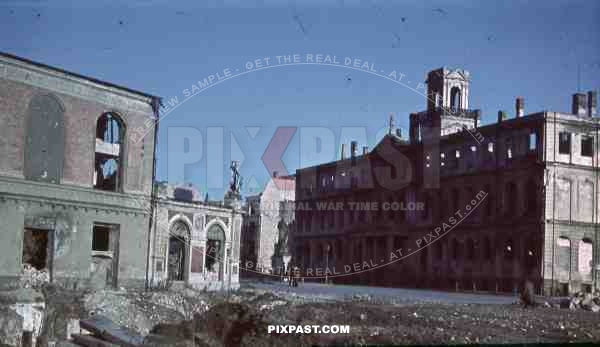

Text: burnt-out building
xmin=293 ymin=67 xmax=599 ymax=296
xmin=148 ymin=182 xmax=243 ymax=291
xmin=0 ymin=53 xmax=160 ymax=289
xmin=241 ymin=173 xmax=295 ymax=276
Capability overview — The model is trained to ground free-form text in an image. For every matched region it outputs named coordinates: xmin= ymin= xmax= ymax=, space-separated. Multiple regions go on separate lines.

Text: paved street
xmin=243 ymin=280 xmax=518 ymax=305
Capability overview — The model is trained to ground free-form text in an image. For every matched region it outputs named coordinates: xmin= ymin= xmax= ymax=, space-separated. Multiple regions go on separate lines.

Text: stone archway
xmin=205 ymin=223 xmax=226 ymax=281
xmin=168 ymin=220 xmax=190 ymax=282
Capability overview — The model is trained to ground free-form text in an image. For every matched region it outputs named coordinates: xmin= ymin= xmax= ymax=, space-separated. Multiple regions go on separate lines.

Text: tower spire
xmin=388 ymin=112 xmax=395 ymax=135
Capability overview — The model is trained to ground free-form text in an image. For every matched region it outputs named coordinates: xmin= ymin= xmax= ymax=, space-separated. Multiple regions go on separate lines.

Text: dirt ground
xmin=144 ymin=288 xmax=600 ymax=346
xmin=3 ymin=283 xmax=600 ymax=346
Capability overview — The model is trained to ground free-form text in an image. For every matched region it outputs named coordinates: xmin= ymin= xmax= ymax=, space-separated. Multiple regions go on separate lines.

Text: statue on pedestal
xmin=229 ymin=160 xmax=241 ymax=195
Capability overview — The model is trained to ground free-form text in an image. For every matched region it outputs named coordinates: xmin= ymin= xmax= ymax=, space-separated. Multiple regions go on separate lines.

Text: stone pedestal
xmin=224 ymin=192 xmax=241 ymax=209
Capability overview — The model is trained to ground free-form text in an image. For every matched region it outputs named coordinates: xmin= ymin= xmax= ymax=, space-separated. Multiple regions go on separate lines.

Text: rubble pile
xmin=0 ymin=307 xmax=23 ymax=347
xmin=19 ymin=264 xmax=50 ymax=289
xmin=147 ymin=301 xmax=314 ymax=347
xmin=567 ymin=292 xmax=600 ymax=312
xmin=82 ymin=288 xmax=215 ymax=336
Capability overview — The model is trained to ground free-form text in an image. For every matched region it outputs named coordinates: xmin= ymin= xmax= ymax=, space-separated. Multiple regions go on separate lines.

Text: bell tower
xmin=410 ymin=67 xmax=479 ymax=143
xmin=426 ymin=67 xmax=471 ymax=111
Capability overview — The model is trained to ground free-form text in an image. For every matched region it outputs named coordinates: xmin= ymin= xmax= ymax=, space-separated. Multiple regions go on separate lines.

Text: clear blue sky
xmin=1 ymin=0 xmax=599 ymax=199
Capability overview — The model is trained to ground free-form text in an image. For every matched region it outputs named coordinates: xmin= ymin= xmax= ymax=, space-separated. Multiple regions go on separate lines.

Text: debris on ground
xmin=2 ymin=281 xmax=600 ymax=346
xmin=20 ymin=264 xmax=50 ymax=289
xmin=0 ymin=307 xmax=23 ymax=347
xmin=566 ymin=291 xmax=600 ymax=312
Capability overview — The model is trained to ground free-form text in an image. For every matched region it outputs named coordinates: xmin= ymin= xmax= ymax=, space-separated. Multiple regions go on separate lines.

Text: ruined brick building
xmin=148 ymin=182 xmax=243 ymax=290
xmin=241 ymin=173 xmax=295 ymax=275
xmin=0 ymin=53 xmax=160 ymax=289
xmin=293 ymin=67 xmax=599 ymax=296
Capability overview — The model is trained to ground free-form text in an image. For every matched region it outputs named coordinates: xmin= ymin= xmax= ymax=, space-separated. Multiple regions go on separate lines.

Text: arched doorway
xmin=168 ymin=220 xmax=190 ymax=281
xmin=206 ymin=224 xmax=226 ymax=281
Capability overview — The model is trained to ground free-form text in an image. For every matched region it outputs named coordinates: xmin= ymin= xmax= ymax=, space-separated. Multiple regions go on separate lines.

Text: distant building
xmin=148 ymin=182 xmax=243 ymax=290
xmin=293 ymin=67 xmax=599 ymax=296
xmin=0 ymin=52 xmax=160 ymax=290
xmin=241 ymin=173 xmax=295 ymax=275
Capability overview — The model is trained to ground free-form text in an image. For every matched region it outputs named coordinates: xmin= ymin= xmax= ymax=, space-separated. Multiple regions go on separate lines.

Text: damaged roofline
xmin=0 ymin=51 xmax=161 ymax=103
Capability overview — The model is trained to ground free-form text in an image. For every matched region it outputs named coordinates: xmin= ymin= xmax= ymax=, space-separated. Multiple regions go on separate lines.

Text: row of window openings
xmin=307 ymin=133 xmax=593 ymax=193
xmin=311 ymin=134 xmax=541 ymax=190
xmin=559 ymin=132 xmax=594 ymax=157
xmin=316 ymin=169 xmax=409 ymax=190
xmin=437 ymin=134 xmax=539 ymax=168
xmin=298 ymin=186 xmax=533 ymax=232
xmin=349 ymin=239 xmax=534 ymax=264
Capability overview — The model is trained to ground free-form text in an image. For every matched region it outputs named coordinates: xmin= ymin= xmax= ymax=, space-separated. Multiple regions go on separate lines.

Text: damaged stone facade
xmin=0 ymin=53 xmax=159 ymax=290
xmin=241 ymin=174 xmax=295 ymax=275
xmin=293 ymin=67 xmax=599 ymax=296
xmin=148 ymin=183 xmax=243 ymax=291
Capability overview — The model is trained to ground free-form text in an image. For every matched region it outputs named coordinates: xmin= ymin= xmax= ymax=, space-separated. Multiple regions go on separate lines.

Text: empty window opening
xmin=581 ymin=136 xmax=594 ymax=157
xmin=92 ymin=225 xmax=111 ymax=252
xmin=91 ymin=223 xmax=119 ymax=287
xmin=422 ymin=193 xmax=431 ymax=219
xmin=504 ymin=239 xmax=514 ymax=260
xmin=506 ymin=141 xmax=513 ymax=159
xmin=388 ymin=198 xmax=395 ymax=220
xmin=329 ymin=209 xmax=335 ymax=226
xmin=488 ymin=142 xmax=494 ymax=153
xmin=435 ymin=241 xmax=443 ymax=260
xmin=451 ymin=188 xmax=460 ymax=213
xmin=451 ymin=239 xmax=460 ymax=260
xmin=578 ymin=239 xmax=593 ymax=275
xmin=483 ymin=184 xmax=493 ymax=218
xmin=22 ymin=229 xmax=49 ymax=271
xmin=94 ymin=113 xmax=124 ymax=192
xmin=450 ymin=87 xmax=461 ymax=110
xmin=420 ymin=246 xmax=428 ymax=271
xmin=505 ymin=182 xmax=517 ymax=216
xmin=559 ymin=132 xmax=571 ymax=154
xmin=524 ymin=238 xmax=538 ymax=271
xmin=466 ymin=239 xmax=475 ymax=261
xmin=529 ymin=132 xmax=537 ymax=151
xmin=557 ymin=237 xmax=571 ymax=272
xmin=455 ymin=150 xmax=461 ymax=158
xmin=526 ymin=180 xmax=537 ymax=215
xmin=482 ymin=237 xmax=492 ymax=261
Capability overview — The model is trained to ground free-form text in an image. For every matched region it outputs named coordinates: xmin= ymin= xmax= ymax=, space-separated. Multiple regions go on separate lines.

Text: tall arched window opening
xmin=94 ymin=112 xmax=125 ymax=191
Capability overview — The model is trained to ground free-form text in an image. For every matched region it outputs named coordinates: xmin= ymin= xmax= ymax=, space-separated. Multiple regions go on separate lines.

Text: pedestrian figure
xmin=520 ymin=280 xmax=536 ymax=308
xmin=292 ymin=266 xmax=300 ymax=287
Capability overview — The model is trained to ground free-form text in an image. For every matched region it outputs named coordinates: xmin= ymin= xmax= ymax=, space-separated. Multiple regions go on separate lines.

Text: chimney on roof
xmin=516 ymin=97 xmax=524 ymax=118
xmin=572 ymin=93 xmax=587 ymax=116
xmin=340 ymin=143 xmax=347 ymax=160
xmin=273 ymin=171 xmax=278 ymax=178
xmin=588 ymin=91 xmax=597 ymax=117
xmin=362 ymin=146 xmax=369 ymax=155
xmin=350 ymin=141 xmax=358 ymax=158
xmin=497 ymin=110 xmax=508 ymax=123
